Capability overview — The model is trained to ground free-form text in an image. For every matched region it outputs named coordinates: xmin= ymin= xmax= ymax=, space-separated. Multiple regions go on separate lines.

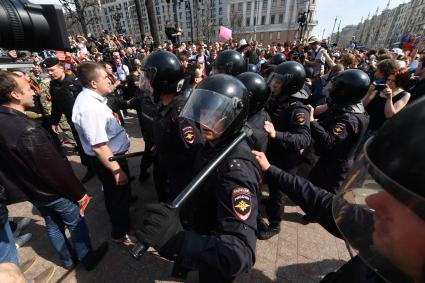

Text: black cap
xmin=41 ymin=57 xmax=59 ymax=68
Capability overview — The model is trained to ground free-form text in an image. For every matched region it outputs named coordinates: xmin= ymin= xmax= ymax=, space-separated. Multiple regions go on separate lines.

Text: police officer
xmin=269 ymin=53 xmax=286 ymax=66
xmin=252 ymin=97 xmax=425 ymax=283
xmin=135 ymin=74 xmax=262 ymax=283
xmin=142 ymin=51 xmax=202 ymax=201
xmin=213 ymin=50 xmax=246 ymax=76
xmin=41 ymin=58 xmax=94 ymax=183
xmin=237 ymin=72 xmax=271 ymax=153
xmin=308 ymin=69 xmax=370 ymax=193
xmin=261 ymin=61 xmax=312 ymax=240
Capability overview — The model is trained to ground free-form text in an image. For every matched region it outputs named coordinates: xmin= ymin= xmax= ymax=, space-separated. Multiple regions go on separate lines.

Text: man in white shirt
xmin=72 ymin=62 xmax=134 ymax=246
xmin=305 ymin=36 xmax=326 ymax=77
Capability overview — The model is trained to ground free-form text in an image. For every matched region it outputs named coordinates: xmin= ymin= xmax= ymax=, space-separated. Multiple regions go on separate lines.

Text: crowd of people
xmin=0 ymin=30 xmax=424 ymax=283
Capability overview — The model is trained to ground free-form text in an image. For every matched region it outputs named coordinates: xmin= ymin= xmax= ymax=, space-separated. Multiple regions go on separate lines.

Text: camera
xmin=373 ymin=83 xmax=387 ymax=91
xmin=0 ymin=0 xmax=70 ymax=51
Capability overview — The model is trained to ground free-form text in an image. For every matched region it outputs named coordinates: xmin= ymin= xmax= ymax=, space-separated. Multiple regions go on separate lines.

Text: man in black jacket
xmin=0 ymin=71 xmax=107 ymax=270
xmin=41 ymin=57 xmax=94 ymax=183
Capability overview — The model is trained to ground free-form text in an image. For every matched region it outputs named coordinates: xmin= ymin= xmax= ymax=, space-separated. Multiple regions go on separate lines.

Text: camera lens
xmin=0 ymin=0 xmax=70 ymax=51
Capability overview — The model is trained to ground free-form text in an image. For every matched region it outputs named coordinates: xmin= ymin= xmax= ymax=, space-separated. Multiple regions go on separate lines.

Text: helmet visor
xmin=267 ymin=72 xmax=293 ymax=90
xmin=179 ymin=89 xmax=241 ymax=135
xmin=332 ymin=139 xmax=425 ymax=283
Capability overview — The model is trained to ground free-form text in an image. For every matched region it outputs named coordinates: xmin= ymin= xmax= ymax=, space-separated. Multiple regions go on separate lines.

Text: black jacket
xmin=0 ymin=106 xmax=86 ymax=203
xmin=0 ymin=184 xmax=8 ymax=225
xmin=50 ymin=74 xmax=82 ymax=125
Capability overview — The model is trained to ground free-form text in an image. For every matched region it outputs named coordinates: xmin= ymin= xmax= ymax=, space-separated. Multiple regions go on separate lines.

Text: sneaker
xmin=112 ymin=234 xmax=137 ymax=247
xmin=13 ymin=217 xmax=31 ymax=237
xmin=21 ymin=256 xmax=37 ymax=274
xmin=83 ymin=242 xmax=109 ymax=271
xmin=15 ymin=233 xmax=32 ymax=249
xmin=258 ymin=222 xmax=281 ymax=240
xmin=33 ymin=266 xmax=55 ymax=283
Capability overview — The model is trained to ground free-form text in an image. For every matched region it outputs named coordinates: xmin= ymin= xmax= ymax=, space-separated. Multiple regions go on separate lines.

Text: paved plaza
xmin=8 ymin=111 xmax=351 ymax=283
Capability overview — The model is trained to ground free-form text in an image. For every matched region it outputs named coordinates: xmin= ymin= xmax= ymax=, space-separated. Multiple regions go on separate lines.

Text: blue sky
xmin=32 ymin=0 xmax=407 ymax=40
xmin=314 ymin=0 xmax=407 ymax=39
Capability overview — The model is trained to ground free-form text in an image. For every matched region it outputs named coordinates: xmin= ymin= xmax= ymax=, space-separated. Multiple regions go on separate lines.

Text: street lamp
xmin=127 ymin=4 xmax=136 ymax=36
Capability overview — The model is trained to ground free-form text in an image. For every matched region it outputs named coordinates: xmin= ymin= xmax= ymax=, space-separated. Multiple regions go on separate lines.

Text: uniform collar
xmin=0 ymin=105 xmax=27 ymax=117
xmin=83 ymin=88 xmax=108 ymax=104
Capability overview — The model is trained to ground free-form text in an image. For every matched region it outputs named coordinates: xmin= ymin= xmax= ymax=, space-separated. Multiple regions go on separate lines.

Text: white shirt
xmin=312 ymin=46 xmax=325 ymax=76
xmin=72 ymin=88 xmax=130 ymax=156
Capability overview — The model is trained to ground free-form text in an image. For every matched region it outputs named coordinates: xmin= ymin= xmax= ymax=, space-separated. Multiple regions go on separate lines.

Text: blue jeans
xmin=33 ymin=198 xmax=93 ymax=268
xmin=0 ymin=220 xmax=19 ymax=265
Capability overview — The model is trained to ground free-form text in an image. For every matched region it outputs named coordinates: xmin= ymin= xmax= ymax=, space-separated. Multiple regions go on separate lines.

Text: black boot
xmin=257 ymin=218 xmax=269 ymax=240
xmin=81 ymin=169 xmax=95 ymax=184
xmin=258 ymin=221 xmax=281 ymax=240
xmin=83 ymin=242 xmax=109 ymax=271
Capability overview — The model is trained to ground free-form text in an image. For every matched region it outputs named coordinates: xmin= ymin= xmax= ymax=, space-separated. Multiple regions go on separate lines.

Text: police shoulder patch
xmin=333 ymin=122 xmax=346 ymax=135
xmin=232 ymin=187 xmax=252 ymax=221
xmin=182 ymin=126 xmax=195 ymax=144
xmin=295 ymin=112 xmax=306 ymax=125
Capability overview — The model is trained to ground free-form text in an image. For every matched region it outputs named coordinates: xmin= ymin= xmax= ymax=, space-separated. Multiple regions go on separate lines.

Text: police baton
xmin=108 ymin=151 xmax=145 ymax=161
xmin=129 ymin=126 xmax=252 ymax=260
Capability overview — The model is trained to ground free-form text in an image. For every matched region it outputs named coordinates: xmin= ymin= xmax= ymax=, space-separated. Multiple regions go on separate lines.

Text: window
xmin=277 ymin=31 xmax=281 ymax=40
xmin=261 ymin=15 xmax=265 ymax=25
xmin=246 ymin=17 xmax=250 ymax=26
xmin=271 ymin=15 xmax=275 ymax=24
xmin=219 ymin=7 xmax=222 ymax=15
xmin=260 ymin=32 xmax=264 ymax=40
xmin=231 ymin=3 xmax=235 ymax=12
xmin=247 ymin=2 xmax=251 ymax=12
xmin=238 ymin=2 xmax=242 ymax=11
xmin=269 ymin=32 xmax=273 ymax=40
xmin=272 ymin=0 xmax=277 ymax=7
xmin=279 ymin=14 xmax=283 ymax=23
xmin=219 ymin=18 xmax=223 ymax=25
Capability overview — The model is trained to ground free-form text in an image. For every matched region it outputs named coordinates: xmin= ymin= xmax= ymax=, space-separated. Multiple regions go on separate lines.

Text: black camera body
xmin=0 ymin=0 xmax=70 ymax=51
xmin=374 ymin=83 xmax=387 ymax=91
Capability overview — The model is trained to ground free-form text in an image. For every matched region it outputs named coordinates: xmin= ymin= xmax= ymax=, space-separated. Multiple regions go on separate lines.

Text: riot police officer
xmin=252 ymin=97 xmax=425 ymax=283
xmin=270 ymin=53 xmax=286 ymax=66
xmin=308 ymin=69 xmax=370 ymax=193
xmin=135 ymin=74 xmax=262 ymax=283
xmin=213 ymin=50 xmax=246 ymax=76
xmin=261 ymin=61 xmax=312 ymax=240
xmin=237 ymin=72 xmax=271 ymax=153
xmin=142 ymin=51 xmax=201 ymax=201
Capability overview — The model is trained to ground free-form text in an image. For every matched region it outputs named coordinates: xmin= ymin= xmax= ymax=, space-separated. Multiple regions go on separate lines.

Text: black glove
xmin=136 ymin=203 xmax=185 ymax=261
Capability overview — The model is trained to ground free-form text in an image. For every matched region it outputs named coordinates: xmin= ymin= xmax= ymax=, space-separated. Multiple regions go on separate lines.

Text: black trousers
xmin=90 ymin=156 xmax=131 ymax=239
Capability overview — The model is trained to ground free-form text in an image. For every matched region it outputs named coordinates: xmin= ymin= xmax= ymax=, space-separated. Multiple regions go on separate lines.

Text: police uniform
xmin=42 ymin=58 xmax=90 ymax=168
xmin=265 ymin=164 xmax=386 ymax=283
xmin=152 ymin=95 xmax=202 ymax=202
xmin=265 ymin=95 xmax=311 ymax=223
xmin=178 ymin=139 xmax=261 ymax=282
xmin=247 ymin=109 xmax=271 ymax=153
xmin=309 ymin=104 xmax=369 ymax=193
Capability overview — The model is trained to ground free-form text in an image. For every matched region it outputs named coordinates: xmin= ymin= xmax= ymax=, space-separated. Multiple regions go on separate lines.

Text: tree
xmin=145 ymin=0 xmax=160 ymax=45
xmin=196 ymin=1 xmax=215 ymax=42
xmin=60 ymin=0 xmax=99 ymax=36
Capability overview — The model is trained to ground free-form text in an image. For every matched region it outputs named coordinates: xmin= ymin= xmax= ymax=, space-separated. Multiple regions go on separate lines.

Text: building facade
xmin=227 ymin=0 xmax=318 ymax=45
xmin=67 ymin=0 xmax=317 ymax=45
xmin=340 ymin=0 xmax=425 ymax=49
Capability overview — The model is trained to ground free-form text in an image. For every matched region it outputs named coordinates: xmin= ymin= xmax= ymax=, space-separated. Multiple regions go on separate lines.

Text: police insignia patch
xmin=182 ymin=126 xmax=195 ymax=144
xmin=295 ymin=112 xmax=306 ymax=125
xmin=232 ymin=188 xmax=252 ymax=221
xmin=333 ymin=123 xmax=345 ymax=135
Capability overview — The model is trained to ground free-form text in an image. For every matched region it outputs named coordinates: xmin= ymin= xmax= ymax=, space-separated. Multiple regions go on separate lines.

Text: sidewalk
xmin=8 ymin=111 xmax=350 ymax=283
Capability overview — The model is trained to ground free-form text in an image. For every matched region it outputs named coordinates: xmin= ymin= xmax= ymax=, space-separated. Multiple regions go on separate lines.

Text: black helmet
xmin=142 ymin=50 xmax=182 ymax=92
xmin=214 ymin=50 xmax=246 ymax=76
xmin=237 ymin=72 xmax=270 ymax=117
xmin=247 ymin=63 xmax=258 ymax=73
xmin=180 ymin=74 xmax=248 ymax=138
xmin=270 ymin=53 xmax=286 ymax=65
xmin=329 ymin=69 xmax=370 ymax=104
xmin=332 ymin=98 xmax=425 ymax=282
xmin=267 ymin=61 xmax=306 ymax=95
